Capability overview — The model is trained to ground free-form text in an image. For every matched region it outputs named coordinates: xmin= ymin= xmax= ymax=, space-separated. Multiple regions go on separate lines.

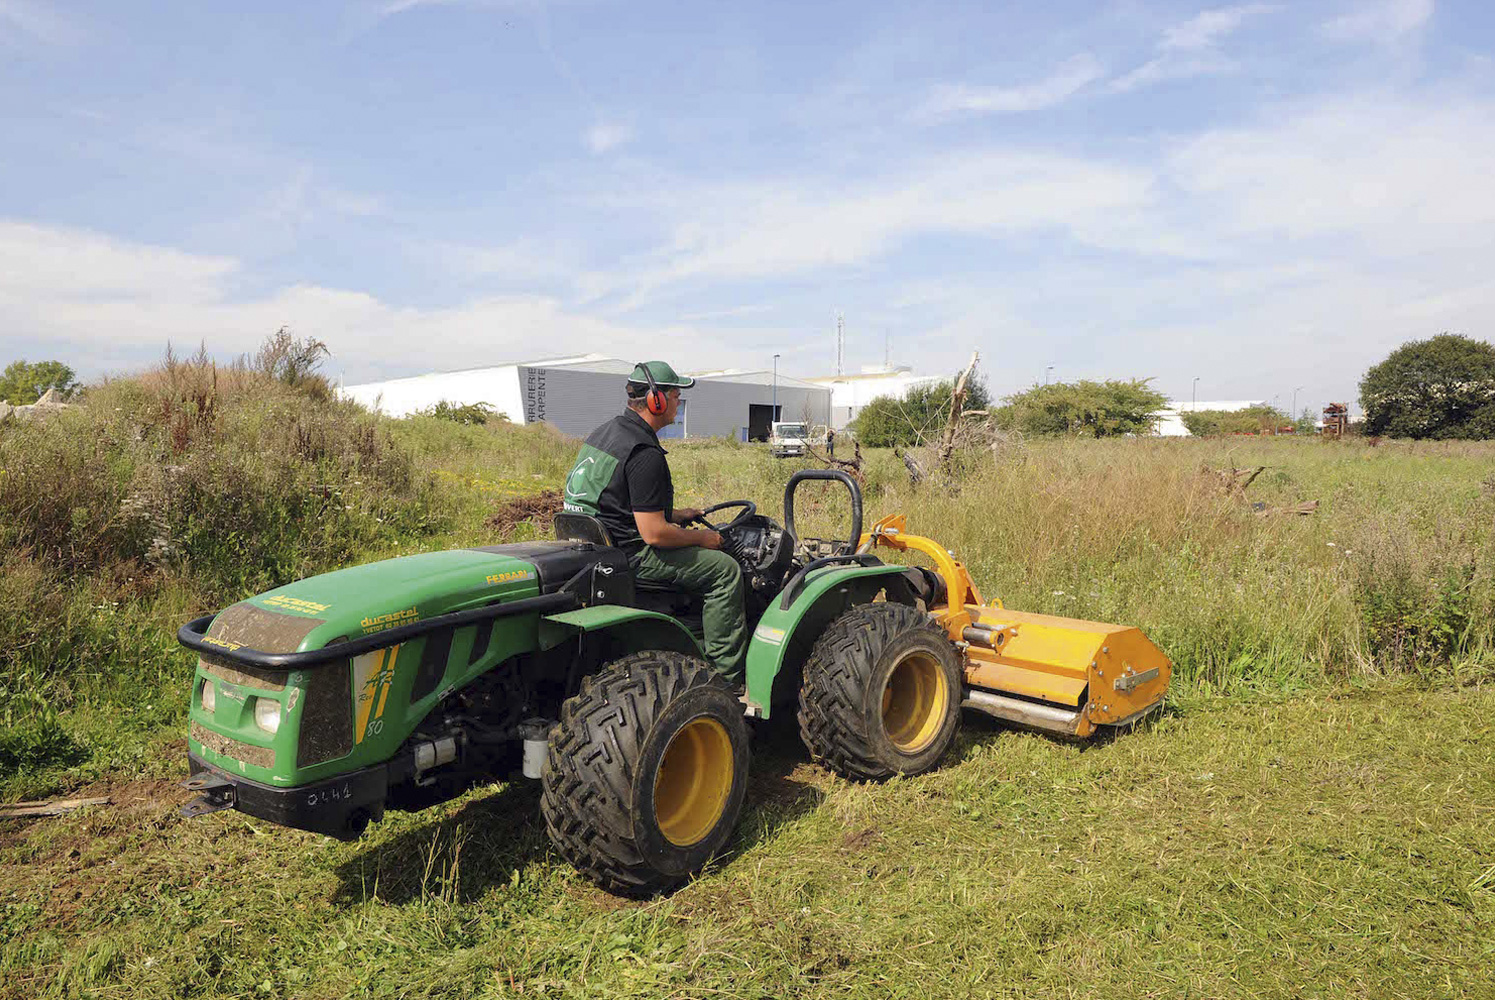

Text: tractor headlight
xmin=200 ymin=679 xmax=216 ymax=713
xmin=253 ymin=697 xmax=281 ymax=735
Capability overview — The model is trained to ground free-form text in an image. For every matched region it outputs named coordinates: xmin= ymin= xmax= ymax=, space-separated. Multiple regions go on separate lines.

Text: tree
xmin=0 ymin=360 xmax=79 ymax=404
xmin=848 ymin=374 xmax=992 ymax=448
xmin=1359 ymin=333 xmax=1495 ymax=439
xmin=1180 ymin=405 xmax=1290 ymax=436
xmin=994 ymin=379 xmax=1167 ymax=438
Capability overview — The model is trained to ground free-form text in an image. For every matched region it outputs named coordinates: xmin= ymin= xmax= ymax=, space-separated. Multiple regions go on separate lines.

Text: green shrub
xmin=1358 ymin=565 xmax=1474 ymax=668
xmin=993 ymin=379 xmax=1167 ymax=438
xmin=1360 ymin=333 xmax=1495 ymax=439
xmin=1180 ymin=405 xmax=1291 ymax=436
xmin=0 ymin=359 xmax=79 ymax=404
xmin=415 ymin=400 xmax=505 ymax=425
xmin=849 ymin=376 xmax=990 ymax=447
xmin=0 ymin=353 xmax=445 ymax=597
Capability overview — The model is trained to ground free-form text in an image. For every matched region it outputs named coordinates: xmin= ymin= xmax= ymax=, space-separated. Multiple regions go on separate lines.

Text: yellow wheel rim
xmin=881 ymin=651 xmax=949 ymax=753
xmin=653 ymin=717 xmax=734 ymax=847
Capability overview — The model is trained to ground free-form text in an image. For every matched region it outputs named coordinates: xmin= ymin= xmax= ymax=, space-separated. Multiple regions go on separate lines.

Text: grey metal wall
xmin=519 ymin=365 xmax=831 ymax=440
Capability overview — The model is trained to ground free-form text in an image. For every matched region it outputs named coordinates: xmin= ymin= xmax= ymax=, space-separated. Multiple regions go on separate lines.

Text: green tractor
xmin=179 ymin=468 xmax=1172 ymax=894
xmin=180 ymin=470 xmax=955 ymax=893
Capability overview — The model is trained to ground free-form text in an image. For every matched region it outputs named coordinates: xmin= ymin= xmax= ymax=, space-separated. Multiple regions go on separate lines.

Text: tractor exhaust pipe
xmin=961 ymin=687 xmax=1082 ymax=737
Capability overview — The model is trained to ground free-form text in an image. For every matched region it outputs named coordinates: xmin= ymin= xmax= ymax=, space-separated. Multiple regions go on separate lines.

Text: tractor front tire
xmin=540 ymin=651 xmax=750 ymax=897
xmin=799 ymin=603 xmax=962 ymax=781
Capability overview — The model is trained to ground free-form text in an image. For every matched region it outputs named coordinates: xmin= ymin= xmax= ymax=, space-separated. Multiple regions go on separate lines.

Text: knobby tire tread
xmin=540 ymin=650 xmax=727 ymax=896
xmin=798 ymin=603 xmax=952 ymax=781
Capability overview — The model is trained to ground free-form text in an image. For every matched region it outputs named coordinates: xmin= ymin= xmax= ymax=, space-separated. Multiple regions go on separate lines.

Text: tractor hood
xmin=219 ymin=549 xmax=543 ymax=655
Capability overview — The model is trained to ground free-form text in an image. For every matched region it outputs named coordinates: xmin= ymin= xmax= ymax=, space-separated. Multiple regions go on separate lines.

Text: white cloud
xmin=0 ymin=221 xmax=774 ymax=381
xmin=1111 ymin=4 xmax=1276 ymax=93
xmin=584 ymin=122 xmax=634 ymax=154
xmin=921 ymin=54 xmax=1104 ymax=116
xmin=1321 ymin=0 xmax=1433 ymax=43
xmin=0 ymin=0 xmax=79 ymax=46
xmin=0 ymin=222 xmax=235 ymax=301
xmin=1161 ymin=4 xmax=1278 ymax=51
xmin=1169 ymin=95 xmax=1495 ymax=252
xmin=579 ymin=150 xmax=1189 ymax=306
xmin=261 ymin=167 xmax=386 ymax=233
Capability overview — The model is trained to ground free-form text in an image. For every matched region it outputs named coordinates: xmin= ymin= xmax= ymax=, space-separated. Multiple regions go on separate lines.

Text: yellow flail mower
xmin=856 ymin=513 xmax=1170 ymax=738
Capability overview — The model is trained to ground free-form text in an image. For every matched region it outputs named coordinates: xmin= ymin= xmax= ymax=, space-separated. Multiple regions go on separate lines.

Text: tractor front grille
xmin=191 ymin=721 xmax=275 ymax=769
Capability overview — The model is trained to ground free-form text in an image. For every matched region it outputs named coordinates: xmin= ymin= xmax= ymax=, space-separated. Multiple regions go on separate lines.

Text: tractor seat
xmin=552 ymin=513 xmax=681 ymax=596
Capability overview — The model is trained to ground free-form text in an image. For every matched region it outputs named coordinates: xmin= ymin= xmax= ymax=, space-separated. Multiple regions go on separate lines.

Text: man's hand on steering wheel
xmin=686 ymin=500 xmax=756 ymax=559
xmin=686 ymin=500 xmax=756 ymax=532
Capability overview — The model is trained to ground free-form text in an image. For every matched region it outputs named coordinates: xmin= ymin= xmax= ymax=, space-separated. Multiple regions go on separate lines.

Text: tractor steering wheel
xmin=689 ymin=500 xmax=757 ymax=534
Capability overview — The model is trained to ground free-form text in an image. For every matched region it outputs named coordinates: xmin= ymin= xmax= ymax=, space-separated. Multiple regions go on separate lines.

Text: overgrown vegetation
xmin=415 ymin=399 xmax=506 ymax=425
xmin=0 ymin=337 xmax=451 ymax=784
xmin=1360 ymin=332 xmax=1495 ymax=439
xmin=848 ymin=376 xmax=990 ymax=447
xmin=993 ymin=378 xmax=1168 ymax=438
xmin=1179 ymin=404 xmax=1291 ymax=436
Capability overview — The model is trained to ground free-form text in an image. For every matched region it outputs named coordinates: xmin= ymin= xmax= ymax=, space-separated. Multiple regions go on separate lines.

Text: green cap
xmin=628 ymin=360 xmax=695 ymax=389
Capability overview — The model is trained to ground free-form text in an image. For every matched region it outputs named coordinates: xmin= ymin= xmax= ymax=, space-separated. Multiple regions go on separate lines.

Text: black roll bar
xmin=783 ymin=468 xmax=863 ymax=555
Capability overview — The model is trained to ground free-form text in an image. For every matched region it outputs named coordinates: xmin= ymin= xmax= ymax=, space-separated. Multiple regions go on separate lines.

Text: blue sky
xmin=2 ymin=0 xmax=1492 ymax=413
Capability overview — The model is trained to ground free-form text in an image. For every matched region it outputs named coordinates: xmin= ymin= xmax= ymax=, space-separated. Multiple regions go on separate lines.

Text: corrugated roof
xmin=684 ymin=368 xmax=823 ymax=388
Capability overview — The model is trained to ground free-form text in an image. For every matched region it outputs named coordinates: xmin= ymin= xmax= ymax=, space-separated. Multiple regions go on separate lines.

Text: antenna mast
xmin=836 ymin=312 xmax=845 ymax=375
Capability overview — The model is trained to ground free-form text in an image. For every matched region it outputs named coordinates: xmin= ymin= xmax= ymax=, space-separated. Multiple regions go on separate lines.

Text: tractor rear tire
xmin=798 ymin=603 xmax=962 ymax=781
xmin=540 ymin=651 xmax=750 ymax=897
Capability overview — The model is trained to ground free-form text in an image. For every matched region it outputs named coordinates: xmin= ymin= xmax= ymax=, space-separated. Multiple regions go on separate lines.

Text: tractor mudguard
xmin=542 ymin=606 xmax=702 ymax=659
xmin=744 ymin=562 xmax=913 ymax=718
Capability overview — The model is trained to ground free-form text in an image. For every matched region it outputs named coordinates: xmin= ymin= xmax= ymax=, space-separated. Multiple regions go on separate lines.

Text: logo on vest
xmin=565 ymin=457 xmax=595 ymax=499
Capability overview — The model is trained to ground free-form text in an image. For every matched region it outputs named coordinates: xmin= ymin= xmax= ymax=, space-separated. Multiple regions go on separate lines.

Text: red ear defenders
xmin=636 ymin=362 xmax=668 ymax=415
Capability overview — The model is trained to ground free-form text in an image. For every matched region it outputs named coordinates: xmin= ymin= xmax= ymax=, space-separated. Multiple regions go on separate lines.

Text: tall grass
xmin=450 ymin=430 xmax=1495 ymax=690
xmin=3 ymin=375 xmax=1493 ymax=792
xmin=0 ymin=352 xmax=453 ymax=790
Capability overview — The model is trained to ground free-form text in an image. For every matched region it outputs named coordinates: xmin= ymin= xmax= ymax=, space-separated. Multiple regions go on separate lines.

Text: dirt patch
xmin=485 ymin=489 xmax=562 ymax=537
xmin=840 ymin=826 xmax=880 ymax=851
xmin=1 ymin=776 xmax=196 ymax=933
xmin=0 ymin=777 xmax=186 ymax=853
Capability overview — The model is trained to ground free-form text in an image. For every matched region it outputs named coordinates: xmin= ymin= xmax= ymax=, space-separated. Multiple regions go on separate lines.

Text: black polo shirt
xmin=561 ymin=409 xmax=674 ymax=554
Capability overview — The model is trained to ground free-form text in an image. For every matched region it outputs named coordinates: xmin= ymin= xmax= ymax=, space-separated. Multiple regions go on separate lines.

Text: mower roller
xmin=178 ymin=469 xmax=1169 ymax=895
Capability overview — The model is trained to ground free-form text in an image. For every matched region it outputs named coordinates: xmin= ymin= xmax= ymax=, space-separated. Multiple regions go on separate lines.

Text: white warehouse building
xmin=804 ymin=364 xmax=949 ymax=430
xmin=341 ymin=354 xmax=831 ymax=441
xmin=1152 ymin=400 xmax=1270 ymax=437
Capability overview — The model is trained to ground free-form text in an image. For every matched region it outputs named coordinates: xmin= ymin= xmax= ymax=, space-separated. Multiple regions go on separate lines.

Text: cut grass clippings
xmin=2 ymin=685 xmax=1491 ymax=999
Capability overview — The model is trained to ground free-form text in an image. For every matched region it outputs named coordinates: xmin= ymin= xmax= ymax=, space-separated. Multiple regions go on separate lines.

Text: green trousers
xmin=632 ymin=545 xmax=748 ymax=683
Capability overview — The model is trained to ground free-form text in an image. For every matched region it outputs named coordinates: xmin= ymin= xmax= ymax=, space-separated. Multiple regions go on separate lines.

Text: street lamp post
xmin=1293 ymin=385 xmax=1303 ymax=420
xmin=1191 ymin=376 xmax=1200 ymax=411
xmin=772 ymin=354 xmax=780 ymax=420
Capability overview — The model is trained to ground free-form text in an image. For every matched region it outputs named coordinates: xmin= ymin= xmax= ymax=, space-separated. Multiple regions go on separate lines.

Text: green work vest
xmin=562 ymin=410 xmax=672 ymax=554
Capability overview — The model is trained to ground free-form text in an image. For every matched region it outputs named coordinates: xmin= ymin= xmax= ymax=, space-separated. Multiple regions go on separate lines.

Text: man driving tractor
xmin=561 ymin=361 xmax=749 ymax=684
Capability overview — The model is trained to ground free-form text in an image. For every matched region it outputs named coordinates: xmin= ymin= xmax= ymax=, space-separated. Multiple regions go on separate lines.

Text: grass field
xmin=4 ymin=687 xmax=1492 ymax=998
xmin=3 ymin=372 xmax=1494 ymax=997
